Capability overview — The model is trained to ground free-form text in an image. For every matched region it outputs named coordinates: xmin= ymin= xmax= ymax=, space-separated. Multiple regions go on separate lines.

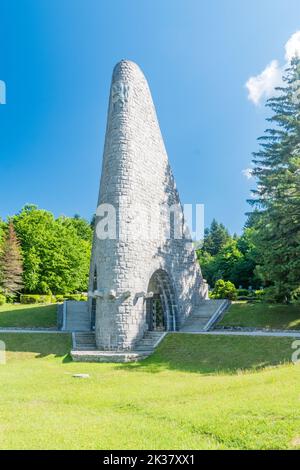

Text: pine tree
xmin=249 ymin=57 xmax=300 ymax=302
xmin=0 ymin=222 xmax=24 ymax=296
xmin=202 ymin=219 xmax=231 ymax=256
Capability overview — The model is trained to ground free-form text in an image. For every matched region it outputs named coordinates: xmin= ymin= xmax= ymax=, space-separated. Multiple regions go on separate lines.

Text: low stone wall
xmin=57 ymin=303 xmax=64 ymax=330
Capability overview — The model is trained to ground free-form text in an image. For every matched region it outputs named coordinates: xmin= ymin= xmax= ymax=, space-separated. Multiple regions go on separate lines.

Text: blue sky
xmin=1 ymin=0 xmax=300 ymax=234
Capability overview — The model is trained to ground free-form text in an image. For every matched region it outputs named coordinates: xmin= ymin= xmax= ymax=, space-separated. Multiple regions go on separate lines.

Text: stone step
xmin=139 ymin=339 xmax=161 ymax=346
xmin=143 ymin=334 xmax=165 ymax=339
xmin=75 ymin=332 xmax=95 ymax=337
xmin=71 ymin=350 xmax=151 ymax=363
xmin=134 ymin=331 xmax=166 ymax=352
xmin=139 ymin=335 xmax=163 ymax=341
xmin=144 ymin=333 xmax=165 ymax=337
xmin=180 ymin=299 xmax=230 ymax=332
xmin=73 ymin=332 xmax=96 ymax=351
xmin=71 ymin=330 xmax=168 ymax=362
xmin=76 ymin=339 xmax=96 ymax=345
xmin=184 ymin=315 xmax=211 ymax=321
xmin=64 ymin=301 xmax=91 ymax=332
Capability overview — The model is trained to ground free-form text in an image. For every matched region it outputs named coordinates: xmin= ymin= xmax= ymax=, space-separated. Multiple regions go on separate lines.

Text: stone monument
xmin=88 ymin=60 xmax=208 ymax=352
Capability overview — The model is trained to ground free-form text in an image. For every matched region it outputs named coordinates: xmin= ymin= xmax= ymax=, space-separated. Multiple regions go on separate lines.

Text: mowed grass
xmin=0 ymin=304 xmax=57 ymax=328
xmin=0 ymin=333 xmax=300 ymax=449
xmin=217 ymin=302 xmax=300 ymax=330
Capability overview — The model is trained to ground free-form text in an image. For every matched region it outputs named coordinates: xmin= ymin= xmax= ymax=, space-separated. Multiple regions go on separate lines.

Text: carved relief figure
xmin=111 ymin=80 xmax=129 ymax=111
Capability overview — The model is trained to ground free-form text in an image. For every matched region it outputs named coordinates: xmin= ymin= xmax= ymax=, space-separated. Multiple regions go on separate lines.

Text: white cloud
xmin=246 ymin=60 xmax=283 ymax=106
xmin=246 ymin=30 xmax=300 ymax=106
xmin=285 ymin=31 xmax=300 ymax=61
xmin=242 ymin=168 xmax=253 ymax=180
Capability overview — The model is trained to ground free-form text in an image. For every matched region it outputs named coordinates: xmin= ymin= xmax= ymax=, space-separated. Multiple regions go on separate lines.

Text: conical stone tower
xmin=89 ymin=60 xmax=207 ymax=351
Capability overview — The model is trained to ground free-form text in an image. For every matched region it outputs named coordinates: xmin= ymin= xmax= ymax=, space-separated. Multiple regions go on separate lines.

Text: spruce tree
xmin=202 ymin=219 xmax=231 ymax=256
xmin=0 ymin=222 xmax=24 ymax=297
xmin=249 ymin=57 xmax=300 ymax=302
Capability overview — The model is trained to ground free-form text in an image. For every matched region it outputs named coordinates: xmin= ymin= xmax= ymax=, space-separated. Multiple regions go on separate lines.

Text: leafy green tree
xmin=12 ymin=206 xmax=92 ymax=294
xmin=62 ymin=214 xmax=93 ymax=242
xmin=231 ymin=228 xmax=260 ymax=288
xmin=211 ymin=239 xmax=243 ymax=283
xmin=249 ymin=58 xmax=300 ymax=302
xmin=210 ymin=279 xmax=237 ymax=300
xmin=0 ymin=218 xmax=5 ymax=243
xmin=0 ymin=222 xmax=23 ymax=297
xmin=197 ymin=225 xmax=259 ymax=288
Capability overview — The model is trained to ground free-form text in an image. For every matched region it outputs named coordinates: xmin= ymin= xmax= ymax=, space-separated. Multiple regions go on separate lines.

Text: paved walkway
xmin=0 ymin=328 xmax=299 ymax=338
xmin=177 ymin=329 xmax=300 ymax=338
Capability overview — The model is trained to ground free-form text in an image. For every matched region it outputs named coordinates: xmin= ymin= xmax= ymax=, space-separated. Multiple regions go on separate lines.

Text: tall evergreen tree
xmin=249 ymin=57 xmax=300 ymax=302
xmin=202 ymin=219 xmax=231 ymax=256
xmin=0 ymin=222 xmax=24 ymax=296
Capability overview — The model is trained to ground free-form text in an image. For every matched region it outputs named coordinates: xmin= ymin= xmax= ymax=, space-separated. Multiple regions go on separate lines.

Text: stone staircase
xmin=64 ymin=301 xmax=91 ymax=332
xmin=70 ymin=300 xmax=230 ymax=362
xmin=73 ymin=332 xmax=97 ymax=351
xmin=71 ymin=330 xmax=166 ymax=362
xmin=134 ymin=330 xmax=166 ymax=352
xmin=180 ymin=299 xmax=230 ymax=333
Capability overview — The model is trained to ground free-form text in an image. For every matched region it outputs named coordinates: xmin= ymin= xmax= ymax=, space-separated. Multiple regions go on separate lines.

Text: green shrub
xmin=236 ymin=289 xmax=265 ymax=302
xmin=264 ymin=286 xmax=290 ymax=304
xmin=39 ymin=295 xmax=52 ymax=303
xmin=63 ymin=294 xmax=82 ymax=301
xmin=237 ymin=288 xmax=250 ymax=297
xmin=211 ymin=279 xmax=237 ymax=301
xmin=4 ymin=293 xmax=17 ymax=304
xmin=19 ymin=293 xmax=87 ymax=304
xmin=254 ymin=289 xmax=265 ymax=300
xmin=0 ymin=294 xmax=6 ymax=305
xmin=20 ymin=294 xmax=53 ymax=304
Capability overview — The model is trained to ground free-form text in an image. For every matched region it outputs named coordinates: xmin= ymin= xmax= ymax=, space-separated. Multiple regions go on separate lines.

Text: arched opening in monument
xmin=145 ymin=269 xmax=178 ymax=332
xmin=91 ymin=267 xmax=97 ymax=331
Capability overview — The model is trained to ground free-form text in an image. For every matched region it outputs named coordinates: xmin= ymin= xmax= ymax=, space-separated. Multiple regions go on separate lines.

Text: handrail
xmin=203 ymin=299 xmax=230 ymax=331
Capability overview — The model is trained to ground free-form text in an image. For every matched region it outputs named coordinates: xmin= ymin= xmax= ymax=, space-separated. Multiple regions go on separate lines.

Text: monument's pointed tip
xmin=112 ymin=59 xmax=145 ymax=82
xmin=114 ymin=59 xmax=141 ymax=69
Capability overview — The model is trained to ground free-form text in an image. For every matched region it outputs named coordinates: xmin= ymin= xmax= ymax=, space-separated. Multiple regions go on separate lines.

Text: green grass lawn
xmin=0 ymin=332 xmax=300 ymax=449
xmin=217 ymin=302 xmax=300 ymax=330
xmin=0 ymin=304 xmax=57 ymax=329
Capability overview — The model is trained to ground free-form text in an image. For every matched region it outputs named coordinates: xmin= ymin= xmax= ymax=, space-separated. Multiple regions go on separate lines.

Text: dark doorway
xmin=145 ymin=269 xmax=178 ymax=331
xmin=146 ymin=293 xmax=165 ymax=331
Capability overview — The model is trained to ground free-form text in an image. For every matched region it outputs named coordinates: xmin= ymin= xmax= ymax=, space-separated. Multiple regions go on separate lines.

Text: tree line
xmin=0 ymin=205 xmax=92 ymax=299
xmin=197 ymin=220 xmax=259 ymax=291
xmin=199 ymin=58 xmax=300 ymax=303
xmin=0 ymin=58 xmax=299 ymax=303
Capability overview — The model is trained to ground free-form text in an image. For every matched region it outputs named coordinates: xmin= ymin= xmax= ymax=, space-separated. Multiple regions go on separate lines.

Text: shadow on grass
xmin=0 ymin=332 xmax=296 ymax=375
xmin=118 ymin=334 xmax=295 ymax=375
xmin=0 ymin=304 xmax=57 ymax=328
xmin=0 ymin=333 xmax=72 ymax=359
xmin=218 ymin=302 xmax=300 ymax=330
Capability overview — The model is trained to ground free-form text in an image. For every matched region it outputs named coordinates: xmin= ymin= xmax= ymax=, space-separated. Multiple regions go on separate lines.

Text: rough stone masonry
xmin=88 ymin=60 xmax=207 ymax=351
